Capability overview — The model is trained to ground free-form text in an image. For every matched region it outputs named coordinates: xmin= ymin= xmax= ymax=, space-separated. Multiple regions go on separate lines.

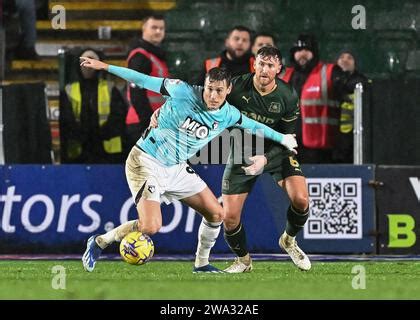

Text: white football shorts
xmin=125 ymin=146 xmax=207 ymax=205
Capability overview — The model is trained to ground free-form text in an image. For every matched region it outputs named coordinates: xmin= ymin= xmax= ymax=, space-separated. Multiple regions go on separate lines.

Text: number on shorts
xmin=289 ymin=156 xmax=300 ymax=168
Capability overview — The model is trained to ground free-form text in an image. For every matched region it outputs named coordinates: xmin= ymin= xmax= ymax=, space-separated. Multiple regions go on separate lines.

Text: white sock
xmin=195 ymin=218 xmax=222 ymax=268
xmin=96 ymin=220 xmax=138 ymax=249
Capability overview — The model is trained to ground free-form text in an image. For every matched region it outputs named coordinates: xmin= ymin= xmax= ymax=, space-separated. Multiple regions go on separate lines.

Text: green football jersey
xmin=226 ymin=73 xmax=300 ymax=163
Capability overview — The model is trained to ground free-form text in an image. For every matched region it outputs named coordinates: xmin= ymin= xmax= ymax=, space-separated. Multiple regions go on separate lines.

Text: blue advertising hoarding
xmin=0 ymin=164 xmax=375 ymax=254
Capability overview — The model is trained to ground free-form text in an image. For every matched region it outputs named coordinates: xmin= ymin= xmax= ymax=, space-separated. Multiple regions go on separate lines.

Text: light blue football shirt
xmin=108 ymin=65 xmax=287 ymax=166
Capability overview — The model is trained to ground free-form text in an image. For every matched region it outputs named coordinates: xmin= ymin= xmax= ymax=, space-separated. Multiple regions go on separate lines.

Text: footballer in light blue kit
xmin=79 ymin=56 xmax=297 ymax=273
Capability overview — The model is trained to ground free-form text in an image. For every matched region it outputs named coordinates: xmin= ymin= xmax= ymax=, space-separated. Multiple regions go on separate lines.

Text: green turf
xmin=0 ymin=260 xmax=419 ymax=299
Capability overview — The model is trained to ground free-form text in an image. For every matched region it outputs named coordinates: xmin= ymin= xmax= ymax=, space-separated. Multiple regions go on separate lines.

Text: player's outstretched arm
xmin=80 ymin=57 xmax=163 ymax=93
xmin=236 ymin=114 xmax=298 ymax=154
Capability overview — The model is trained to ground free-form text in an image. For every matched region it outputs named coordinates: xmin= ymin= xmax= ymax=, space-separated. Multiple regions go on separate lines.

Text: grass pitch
xmin=0 ymin=260 xmax=419 ymax=299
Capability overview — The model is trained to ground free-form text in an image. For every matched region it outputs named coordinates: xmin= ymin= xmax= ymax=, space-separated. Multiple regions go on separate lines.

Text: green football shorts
xmin=222 ymin=154 xmax=305 ymax=195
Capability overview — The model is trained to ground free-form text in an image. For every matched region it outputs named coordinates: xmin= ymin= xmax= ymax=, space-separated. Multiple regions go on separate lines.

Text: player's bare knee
xmin=292 ymin=194 xmax=309 ymax=212
xmin=207 ymin=209 xmax=224 ymax=223
xmin=223 ymin=214 xmax=241 ymax=231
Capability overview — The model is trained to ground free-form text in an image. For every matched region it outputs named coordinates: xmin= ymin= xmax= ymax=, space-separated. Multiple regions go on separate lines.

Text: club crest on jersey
xmin=166 ymin=79 xmax=182 ymax=85
xmin=268 ymin=102 xmax=282 ymax=113
xmin=180 ymin=117 xmax=209 ymax=139
xmin=213 ymin=121 xmax=219 ymax=130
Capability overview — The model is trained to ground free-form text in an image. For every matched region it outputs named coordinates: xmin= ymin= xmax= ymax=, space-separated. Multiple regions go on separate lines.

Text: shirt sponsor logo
xmin=241 ymin=111 xmax=275 ymax=125
xmin=180 ymin=117 xmax=210 ymax=139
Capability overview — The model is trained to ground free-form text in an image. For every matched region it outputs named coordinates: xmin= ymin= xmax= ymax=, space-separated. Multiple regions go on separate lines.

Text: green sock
xmin=223 ymin=223 xmax=248 ymax=257
xmin=285 ymin=205 xmax=309 ymax=237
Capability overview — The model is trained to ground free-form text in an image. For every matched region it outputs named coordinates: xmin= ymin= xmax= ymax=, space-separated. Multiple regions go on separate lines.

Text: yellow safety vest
xmin=65 ymin=79 xmax=122 ymax=159
xmin=340 ymin=94 xmax=354 ymax=134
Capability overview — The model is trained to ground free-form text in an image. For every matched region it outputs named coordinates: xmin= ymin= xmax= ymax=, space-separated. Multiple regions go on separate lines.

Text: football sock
xmin=223 ymin=223 xmax=249 ymax=258
xmin=238 ymin=253 xmax=252 ymax=265
xmin=194 ymin=218 xmax=222 ymax=268
xmin=285 ymin=205 xmax=309 ymax=237
xmin=96 ymin=220 xmax=138 ymax=249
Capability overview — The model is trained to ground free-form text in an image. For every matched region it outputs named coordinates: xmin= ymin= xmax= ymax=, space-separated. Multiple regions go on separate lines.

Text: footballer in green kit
xmin=222 ymin=46 xmax=311 ymax=273
xmin=149 ymin=46 xmax=311 ymax=272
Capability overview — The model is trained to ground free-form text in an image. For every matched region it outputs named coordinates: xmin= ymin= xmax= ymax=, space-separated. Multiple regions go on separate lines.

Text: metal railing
xmin=353 ymin=83 xmax=364 ymax=164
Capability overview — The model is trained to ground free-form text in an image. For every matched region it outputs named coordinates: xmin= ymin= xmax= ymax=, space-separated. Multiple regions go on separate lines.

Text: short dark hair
xmin=256 ymin=45 xmax=282 ymax=62
xmin=205 ymin=67 xmax=232 ymax=85
xmin=143 ymin=14 xmax=165 ymax=23
xmin=227 ymin=25 xmax=252 ymax=38
xmin=252 ymin=32 xmax=276 ymax=46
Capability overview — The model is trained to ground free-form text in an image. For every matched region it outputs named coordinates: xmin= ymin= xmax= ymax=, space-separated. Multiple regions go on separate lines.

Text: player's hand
xmin=149 ymin=108 xmax=161 ymax=128
xmin=280 ymin=134 xmax=298 ymax=154
xmin=80 ymin=57 xmax=108 ymax=71
xmin=241 ymin=155 xmax=267 ymax=176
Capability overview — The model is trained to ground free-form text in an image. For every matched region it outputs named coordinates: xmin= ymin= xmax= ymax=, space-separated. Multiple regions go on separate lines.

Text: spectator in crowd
xmin=333 ymin=49 xmax=369 ymax=163
xmin=59 ymin=48 xmax=126 ymax=164
xmin=281 ymin=33 xmax=345 ymax=163
xmin=251 ymin=32 xmax=275 ymax=56
xmin=14 ymin=0 xmax=39 ymax=59
xmin=125 ymin=14 xmax=169 ymax=157
xmin=197 ymin=25 xmax=253 ymax=84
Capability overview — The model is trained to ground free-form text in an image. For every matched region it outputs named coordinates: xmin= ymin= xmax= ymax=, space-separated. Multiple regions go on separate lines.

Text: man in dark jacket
xmin=197 ymin=26 xmax=254 ymax=85
xmin=333 ymin=49 xmax=369 ymax=163
xmin=282 ymin=34 xmax=346 ymax=163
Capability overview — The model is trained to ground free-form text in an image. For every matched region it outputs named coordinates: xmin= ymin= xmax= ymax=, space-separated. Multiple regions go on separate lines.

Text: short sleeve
xmin=227 ymin=106 xmax=243 ymax=127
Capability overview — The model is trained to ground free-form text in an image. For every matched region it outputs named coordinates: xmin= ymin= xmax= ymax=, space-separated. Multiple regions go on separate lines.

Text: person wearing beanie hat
xmin=281 ymin=33 xmax=346 ymax=164
xmin=333 ymin=49 xmax=369 ymax=163
xmin=336 ymin=49 xmax=368 ymax=90
xmin=337 ymin=49 xmax=357 ymax=73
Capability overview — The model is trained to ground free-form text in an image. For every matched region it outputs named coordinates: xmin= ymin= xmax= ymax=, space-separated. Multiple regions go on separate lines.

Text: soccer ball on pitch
xmin=119 ymin=231 xmax=154 ymax=265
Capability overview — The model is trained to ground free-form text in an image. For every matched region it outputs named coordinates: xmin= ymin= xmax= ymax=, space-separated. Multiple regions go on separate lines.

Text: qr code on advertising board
xmin=303 ymin=178 xmax=362 ymax=239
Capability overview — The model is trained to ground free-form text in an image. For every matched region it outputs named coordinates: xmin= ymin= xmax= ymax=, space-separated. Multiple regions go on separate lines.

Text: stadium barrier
xmin=0 ymin=164 xmax=385 ymax=254
xmin=1 ymin=83 xmax=52 ymax=164
xmin=376 ymin=166 xmax=420 ymax=254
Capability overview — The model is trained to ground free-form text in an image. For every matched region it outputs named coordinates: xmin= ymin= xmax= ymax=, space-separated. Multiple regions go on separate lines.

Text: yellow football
xmin=119 ymin=231 xmax=154 ymax=265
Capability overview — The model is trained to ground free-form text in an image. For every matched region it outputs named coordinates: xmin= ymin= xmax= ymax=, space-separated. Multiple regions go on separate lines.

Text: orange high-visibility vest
xmin=125 ymin=48 xmax=169 ymax=125
xmin=282 ymin=62 xmax=339 ymax=149
xmin=205 ymin=56 xmax=256 ymax=73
